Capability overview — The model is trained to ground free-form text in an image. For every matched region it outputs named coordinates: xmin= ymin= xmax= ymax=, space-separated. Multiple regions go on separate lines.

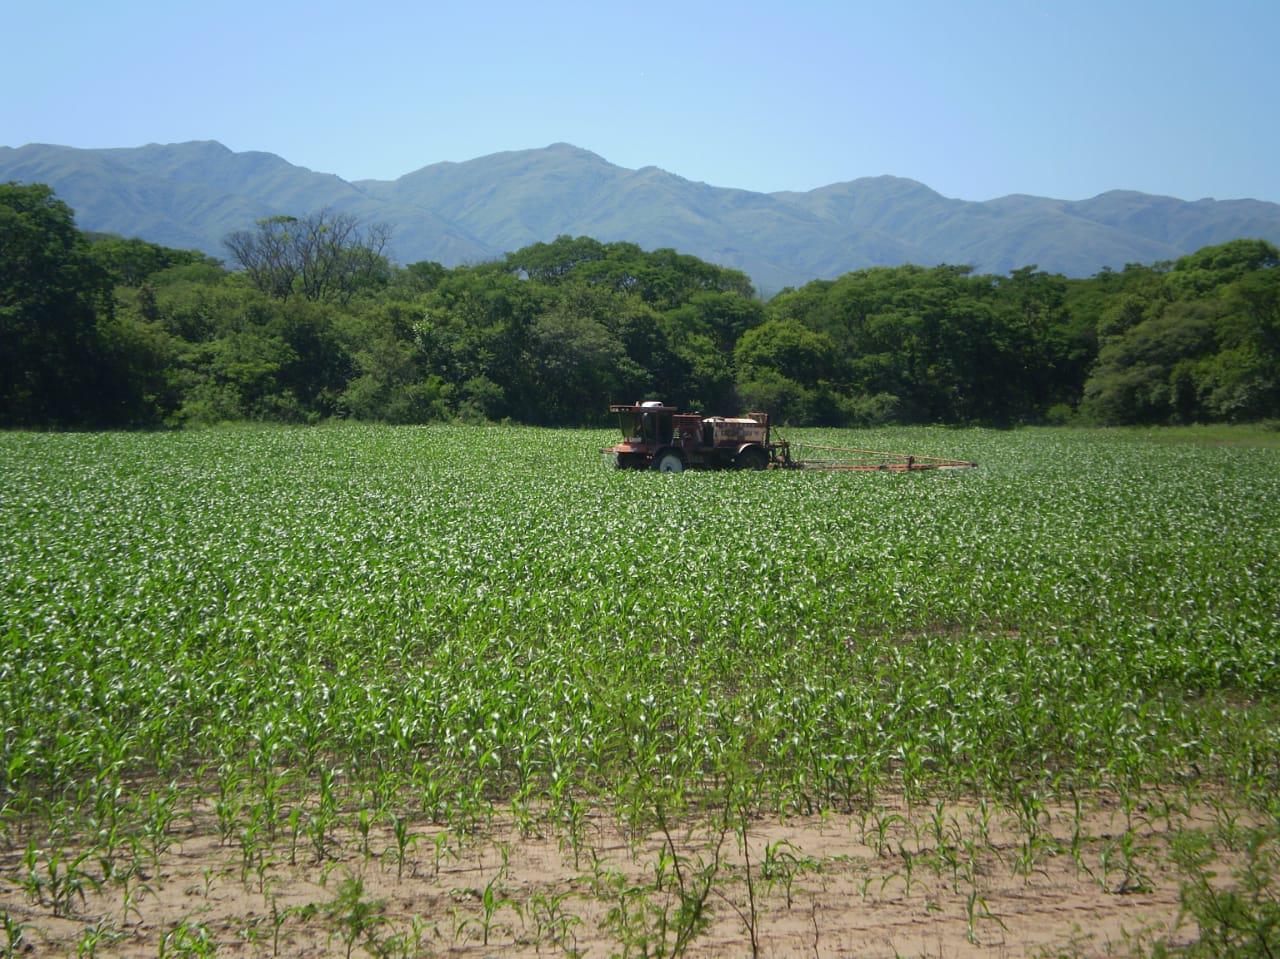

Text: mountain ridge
xmin=4 ymin=140 xmax=1278 ymax=293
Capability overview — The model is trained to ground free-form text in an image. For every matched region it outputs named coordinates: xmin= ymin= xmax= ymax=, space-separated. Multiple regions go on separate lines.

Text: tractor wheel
xmin=653 ymin=451 xmax=684 ymax=473
xmin=735 ymin=446 xmax=769 ymax=471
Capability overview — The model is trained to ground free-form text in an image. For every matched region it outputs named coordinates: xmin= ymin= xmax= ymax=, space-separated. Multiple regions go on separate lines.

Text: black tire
xmin=653 ymin=450 xmax=684 ymax=473
xmin=735 ymin=446 xmax=769 ymax=471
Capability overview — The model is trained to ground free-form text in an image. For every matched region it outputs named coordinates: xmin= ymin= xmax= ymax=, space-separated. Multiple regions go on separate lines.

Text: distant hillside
xmin=4 ymin=140 xmax=1279 ymax=292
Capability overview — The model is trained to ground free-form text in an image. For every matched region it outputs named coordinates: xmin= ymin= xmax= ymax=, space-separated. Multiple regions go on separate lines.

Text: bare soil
xmin=0 ymin=792 xmax=1241 ymax=957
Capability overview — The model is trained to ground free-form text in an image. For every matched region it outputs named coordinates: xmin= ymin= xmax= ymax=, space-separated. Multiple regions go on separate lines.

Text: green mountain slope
xmin=4 ymin=140 xmax=1278 ymax=291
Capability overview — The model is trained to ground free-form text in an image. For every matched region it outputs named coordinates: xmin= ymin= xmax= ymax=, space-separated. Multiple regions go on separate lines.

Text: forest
xmin=3 ymin=181 xmax=1278 ymax=429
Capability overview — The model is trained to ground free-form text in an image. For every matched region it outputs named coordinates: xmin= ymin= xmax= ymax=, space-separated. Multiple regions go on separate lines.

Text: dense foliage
xmin=1077 ymin=240 xmax=1280 ymax=423
xmin=3 ymin=182 xmax=1279 ymax=428
xmin=3 ymin=422 xmax=1276 ymax=812
xmin=2 ymin=422 xmax=1269 ymax=804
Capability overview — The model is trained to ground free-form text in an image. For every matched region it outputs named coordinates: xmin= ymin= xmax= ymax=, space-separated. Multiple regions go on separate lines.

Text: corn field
xmin=1 ymin=424 xmax=1277 ymax=956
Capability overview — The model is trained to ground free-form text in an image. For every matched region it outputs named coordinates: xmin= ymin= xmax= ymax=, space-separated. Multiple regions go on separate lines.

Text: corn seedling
xmin=325 ymin=873 xmax=387 ymax=959
xmin=1 ymin=912 xmax=28 ymax=959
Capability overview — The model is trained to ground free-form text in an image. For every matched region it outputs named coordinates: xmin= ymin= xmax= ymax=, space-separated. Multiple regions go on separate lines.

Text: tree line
xmin=3 ymin=181 xmax=1278 ymax=429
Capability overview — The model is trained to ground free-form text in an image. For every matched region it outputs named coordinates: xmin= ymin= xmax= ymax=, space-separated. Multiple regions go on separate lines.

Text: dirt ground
xmin=0 ymin=792 xmax=1236 ymax=957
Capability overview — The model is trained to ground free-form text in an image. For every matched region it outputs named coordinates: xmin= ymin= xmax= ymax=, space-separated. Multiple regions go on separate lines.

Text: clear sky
xmin=3 ymin=0 xmax=1276 ymax=202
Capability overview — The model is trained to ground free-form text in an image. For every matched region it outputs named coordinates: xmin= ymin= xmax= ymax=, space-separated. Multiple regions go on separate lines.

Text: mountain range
xmin=3 ymin=140 xmax=1279 ymax=293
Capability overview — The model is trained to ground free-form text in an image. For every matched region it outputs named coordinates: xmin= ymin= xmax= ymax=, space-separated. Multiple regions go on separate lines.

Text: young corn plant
xmin=458 ymin=867 xmax=521 ymax=948
xmin=1 ymin=912 xmax=29 ymax=959
xmin=75 ymin=919 xmax=124 ymax=958
xmin=761 ymin=839 xmax=813 ymax=909
xmin=20 ymin=843 xmax=100 ymax=918
xmin=527 ymin=889 xmax=581 ymax=956
xmin=157 ymin=920 xmax=217 ymax=958
xmin=325 ymin=873 xmax=387 ymax=959
xmin=384 ymin=813 xmax=416 ymax=880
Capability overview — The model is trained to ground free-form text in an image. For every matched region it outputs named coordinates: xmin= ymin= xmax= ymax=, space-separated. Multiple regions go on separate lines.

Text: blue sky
xmin=3 ymin=0 xmax=1276 ymax=202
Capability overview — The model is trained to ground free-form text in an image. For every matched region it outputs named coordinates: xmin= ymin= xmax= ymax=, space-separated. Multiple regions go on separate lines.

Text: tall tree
xmin=0 ymin=182 xmax=114 ymax=425
xmin=86 ymin=234 xmax=219 ymax=287
xmin=225 ymin=210 xmax=391 ymax=304
xmin=1081 ymin=240 xmax=1280 ymax=423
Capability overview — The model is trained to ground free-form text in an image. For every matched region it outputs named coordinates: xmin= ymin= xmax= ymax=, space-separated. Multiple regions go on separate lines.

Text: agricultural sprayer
xmin=603 ymin=401 xmax=978 ymax=473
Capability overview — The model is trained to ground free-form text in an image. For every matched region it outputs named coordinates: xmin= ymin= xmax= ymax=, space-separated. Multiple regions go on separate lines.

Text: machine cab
xmin=612 ymin=400 xmax=678 ymax=445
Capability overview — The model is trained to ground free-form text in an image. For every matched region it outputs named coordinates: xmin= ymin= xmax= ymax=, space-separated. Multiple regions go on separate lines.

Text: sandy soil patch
xmin=0 ymin=792 xmax=1244 ymax=957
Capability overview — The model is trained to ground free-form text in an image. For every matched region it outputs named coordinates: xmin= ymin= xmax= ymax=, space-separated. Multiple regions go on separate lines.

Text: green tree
xmin=1081 ymin=301 xmax=1217 ymax=423
xmin=524 ymin=309 xmax=627 ymax=423
xmin=1080 ymin=241 xmax=1280 ymax=424
xmin=338 ymin=301 xmax=448 ymax=423
xmin=0 ymin=182 xmax=114 ymax=425
xmin=86 ymin=234 xmax=219 ymax=287
xmin=391 ymin=260 xmax=447 ymax=297
xmin=665 ymin=291 xmax=764 ymax=355
xmin=765 ymin=263 xmax=1050 ymax=424
xmin=417 ymin=266 xmax=547 ymax=417
xmin=734 ymin=319 xmax=837 ymax=422
xmin=1165 ymin=238 xmax=1279 ymax=300
xmin=505 ymin=235 xmax=756 ymax=307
